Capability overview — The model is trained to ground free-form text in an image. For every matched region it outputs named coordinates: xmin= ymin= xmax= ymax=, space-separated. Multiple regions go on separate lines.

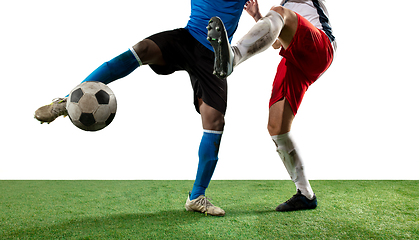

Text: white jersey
xmin=280 ymin=0 xmax=336 ymax=48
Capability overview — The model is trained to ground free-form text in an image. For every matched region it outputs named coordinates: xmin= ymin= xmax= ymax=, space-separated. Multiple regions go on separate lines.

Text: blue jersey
xmin=185 ymin=0 xmax=248 ymax=51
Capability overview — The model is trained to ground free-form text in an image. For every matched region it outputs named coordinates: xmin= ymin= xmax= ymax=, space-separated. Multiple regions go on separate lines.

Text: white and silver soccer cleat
xmin=185 ymin=193 xmax=225 ymax=216
xmin=34 ymin=97 xmax=68 ymax=124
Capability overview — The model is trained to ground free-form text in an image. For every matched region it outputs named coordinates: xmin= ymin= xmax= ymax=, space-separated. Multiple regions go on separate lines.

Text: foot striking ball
xmin=66 ymin=81 xmax=117 ymax=131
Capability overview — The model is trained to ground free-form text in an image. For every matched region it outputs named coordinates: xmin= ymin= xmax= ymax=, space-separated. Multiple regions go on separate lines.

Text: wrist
xmin=253 ymin=12 xmax=262 ymax=21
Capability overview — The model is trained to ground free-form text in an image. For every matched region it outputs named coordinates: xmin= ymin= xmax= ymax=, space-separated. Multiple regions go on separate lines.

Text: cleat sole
xmin=207 ymin=16 xmax=233 ymax=79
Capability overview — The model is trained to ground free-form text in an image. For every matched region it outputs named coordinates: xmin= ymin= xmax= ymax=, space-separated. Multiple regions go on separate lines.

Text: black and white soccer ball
xmin=66 ymin=81 xmax=117 ymax=131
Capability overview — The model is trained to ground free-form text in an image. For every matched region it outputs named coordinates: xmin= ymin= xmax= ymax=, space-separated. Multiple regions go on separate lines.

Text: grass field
xmin=0 ymin=180 xmax=417 ymax=239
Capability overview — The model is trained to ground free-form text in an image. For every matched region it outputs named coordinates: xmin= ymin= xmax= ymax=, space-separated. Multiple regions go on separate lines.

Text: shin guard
xmin=234 ymin=10 xmax=284 ymax=66
xmin=81 ymin=48 xmax=141 ymax=85
xmin=190 ymin=130 xmax=223 ymax=200
xmin=272 ymin=133 xmax=314 ymax=199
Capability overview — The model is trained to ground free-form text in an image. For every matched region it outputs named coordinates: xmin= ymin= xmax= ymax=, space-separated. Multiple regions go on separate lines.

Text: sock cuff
xmin=271 ymin=132 xmax=290 ymax=141
xmin=272 ymin=132 xmax=296 ymax=154
xmin=266 ymin=10 xmax=285 ymax=25
xmin=129 ymin=47 xmax=142 ymax=66
xmin=203 ymin=129 xmax=223 ymax=135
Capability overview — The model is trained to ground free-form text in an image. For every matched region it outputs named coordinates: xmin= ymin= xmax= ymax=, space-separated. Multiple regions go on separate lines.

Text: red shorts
xmin=269 ymin=13 xmax=334 ymax=115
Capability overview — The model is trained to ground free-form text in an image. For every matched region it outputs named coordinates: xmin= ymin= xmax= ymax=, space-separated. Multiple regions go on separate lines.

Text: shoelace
xmin=50 ymin=98 xmax=68 ymax=115
xmin=51 ymin=97 xmax=66 ymax=104
xmin=195 ymin=196 xmax=214 ymax=211
xmin=198 ymin=197 xmax=216 ymax=216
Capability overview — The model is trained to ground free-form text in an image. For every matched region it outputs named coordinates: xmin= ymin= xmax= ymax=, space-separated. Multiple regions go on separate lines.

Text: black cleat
xmin=276 ymin=190 xmax=317 ymax=212
xmin=207 ymin=16 xmax=234 ymax=79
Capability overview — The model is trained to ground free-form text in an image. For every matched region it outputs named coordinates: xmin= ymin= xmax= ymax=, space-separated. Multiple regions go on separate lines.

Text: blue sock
xmin=81 ymin=49 xmax=140 ymax=85
xmin=190 ymin=130 xmax=223 ymax=200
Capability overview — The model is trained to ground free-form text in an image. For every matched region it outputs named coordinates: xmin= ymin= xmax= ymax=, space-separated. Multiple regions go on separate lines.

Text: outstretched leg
xmin=80 ymin=48 xmax=141 ymax=85
xmin=208 ymin=5 xmax=300 ymax=79
xmin=81 ymin=38 xmax=165 ymax=85
xmin=207 ymin=10 xmax=284 ymax=78
xmin=207 ymin=17 xmax=234 ymax=78
xmin=34 ymin=39 xmax=164 ymax=123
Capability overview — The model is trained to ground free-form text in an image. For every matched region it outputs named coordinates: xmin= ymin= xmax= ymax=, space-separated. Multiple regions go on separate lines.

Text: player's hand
xmin=272 ymin=39 xmax=282 ymax=49
xmin=244 ymin=0 xmax=262 ymax=21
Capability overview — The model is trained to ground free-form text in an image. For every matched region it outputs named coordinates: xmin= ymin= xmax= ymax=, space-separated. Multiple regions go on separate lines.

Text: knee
xmin=270 ymin=5 xmax=287 ymax=19
xmin=267 ymin=121 xmax=280 ymax=136
xmin=270 ymin=5 xmax=297 ymax=25
xmin=210 ymin=116 xmax=225 ymax=131
xmin=132 ymin=40 xmax=150 ymax=58
xmin=132 ymin=39 xmax=164 ymax=65
xmin=267 ymin=120 xmax=291 ymax=136
xmin=202 ymin=111 xmax=225 ymax=131
xmin=199 ymin=101 xmax=225 ymax=131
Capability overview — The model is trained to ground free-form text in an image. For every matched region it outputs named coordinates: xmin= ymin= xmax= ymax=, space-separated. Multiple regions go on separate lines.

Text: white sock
xmin=233 ymin=10 xmax=284 ymax=66
xmin=272 ymin=133 xmax=314 ymax=199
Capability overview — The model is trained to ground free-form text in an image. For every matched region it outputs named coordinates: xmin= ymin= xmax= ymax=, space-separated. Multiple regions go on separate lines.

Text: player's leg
xmin=198 ymin=99 xmax=225 ymax=132
xmin=270 ymin=6 xmax=298 ymax=50
xmin=79 ymin=39 xmax=165 ymax=85
xmin=79 ymin=48 xmax=140 ymax=85
xmin=81 ymin=39 xmax=165 ymax=85
xmin=268 ymin=12 xmax=336 ymax=211
xmin=131 ymin=39 xmax=166 ymax=66
xmin=267 ymin=98 xmax=294 ymax=136
xmin=268 ymin=99 xmax=317 ymax=211
xmin=207 ymin=10 xmax=283 ymax=78
xmin=34 ymin=39 xmax=164 ymax=123
xmin=185 ymin=100 xmax=225 ymax=216
xmin=80 ymin=39 xmax=166 ymax=85
xmin=207 ymin=6 xmax=298 ymax=78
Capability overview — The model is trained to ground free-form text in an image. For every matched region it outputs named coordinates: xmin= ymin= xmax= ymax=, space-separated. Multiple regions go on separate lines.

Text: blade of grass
xmin=0 ymin=180 xmax=417 ymax=239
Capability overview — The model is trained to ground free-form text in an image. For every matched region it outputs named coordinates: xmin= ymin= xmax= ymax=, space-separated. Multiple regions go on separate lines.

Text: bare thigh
xmin=198 ymin=98 xmax=225 ymax=131
xmin=132 ymin=39 xmax=166 ymax=66
xmin=268 ymin=98 xmax=294 ymax=136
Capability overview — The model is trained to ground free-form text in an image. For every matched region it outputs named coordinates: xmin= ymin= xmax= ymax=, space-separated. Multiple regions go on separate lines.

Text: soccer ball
xmin=66 ymin=81 xmax=117 ymax=131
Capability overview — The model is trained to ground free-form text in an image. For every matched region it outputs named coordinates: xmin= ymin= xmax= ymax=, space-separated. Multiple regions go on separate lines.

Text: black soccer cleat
xmin=207 ymin=16 xmax=234 ymax=79
xmin=275 ymin=190 xmax=317 ymax=212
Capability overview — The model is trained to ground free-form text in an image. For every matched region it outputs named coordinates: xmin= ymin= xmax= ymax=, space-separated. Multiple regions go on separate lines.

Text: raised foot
xmin=34 ymin=98 xmax=68 ymax=124
xmin=207 ymin=17 xmax=233 ymax=79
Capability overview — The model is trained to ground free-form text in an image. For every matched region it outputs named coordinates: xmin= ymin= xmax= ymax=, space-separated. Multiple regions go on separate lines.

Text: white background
xmin=1 ymin=0 xmax=418 ymax=180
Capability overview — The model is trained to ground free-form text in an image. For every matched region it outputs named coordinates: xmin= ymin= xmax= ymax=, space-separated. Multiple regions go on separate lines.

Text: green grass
xmin=0 ymin=180 xmax=418 ymax=239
